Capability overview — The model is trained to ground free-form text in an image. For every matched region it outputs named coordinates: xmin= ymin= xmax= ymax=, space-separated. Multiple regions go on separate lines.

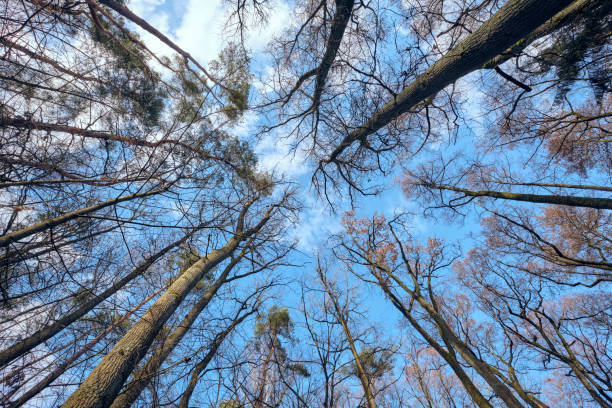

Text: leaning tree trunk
xmin=325 ymin=0 xmax=576 ymax=163
xmin=0 ymin=186 xmax=166 ymax=248
xmin=375 ymin=280 xmax=494 ymax=408
xmin=414 ymin=295 xmax=526 ymax=408
xmin=5 ymin=286 xmax=166 ymax=408
xmin=422 ymin=183 xmax=612 ymax=210
xmin=385 ymin=263 xmax=526 ymax=408
xmin=109 ymin=249 xmax=248 ymax=408
xmin=60 ymin=198 xmax=272 ymax=408
xmin=483 ymin=0 xmax=610 ymax=69
xmin=0 ymin=232 xmax=193 ymax=368
xmin=320 ymin=272 xmax=377 ymax=408
xmin=177 ymin=311 xmax=252 ymax=408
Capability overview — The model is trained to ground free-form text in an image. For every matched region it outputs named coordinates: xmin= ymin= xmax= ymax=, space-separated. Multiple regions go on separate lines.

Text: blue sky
xmin=4 ymin=1 xmax=610 ymax=406
xmin=119 ymin=3 xmax=489 ymax=336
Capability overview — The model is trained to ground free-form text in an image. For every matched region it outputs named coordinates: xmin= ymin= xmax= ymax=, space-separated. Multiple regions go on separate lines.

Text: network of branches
xmin=0 ymin=0 xmax=610 ymax=407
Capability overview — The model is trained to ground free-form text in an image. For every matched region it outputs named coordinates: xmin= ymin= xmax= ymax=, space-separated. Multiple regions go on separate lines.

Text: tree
xmin=457 ymin=247 xmax=612 ymax=406
xmin=317 ymin=260 xmax=378 ymax=408
xmin=2 ymin=0 xmax=610 ymax=406
xmin=177 ymin=301 xmax=258 ymax=408
xmin=0 ymin=2 xmax=293 ymax=406
xmin=335 ymin=212 xmax=534 ymax=408
xmin=260 ymin=0 xmax=594 ymax=195
xmin=108 ymin=207 xmax=295 ymax=408
xmin=0 ymin=228 xmax=204 ymax=368
xmin=61 ymin=191 xmax=295 ymax=408
xmin=250 ymin=305 xmax=295 ymax=408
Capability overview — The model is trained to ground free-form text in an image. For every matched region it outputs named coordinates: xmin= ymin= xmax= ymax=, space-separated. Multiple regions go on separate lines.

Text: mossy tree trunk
xmin=109 ymin=247 xmax=249 ymax=408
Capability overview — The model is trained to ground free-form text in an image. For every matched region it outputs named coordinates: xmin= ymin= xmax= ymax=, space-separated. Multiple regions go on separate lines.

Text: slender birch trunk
xmin=254 ymin=334 xmax=279 ymax=408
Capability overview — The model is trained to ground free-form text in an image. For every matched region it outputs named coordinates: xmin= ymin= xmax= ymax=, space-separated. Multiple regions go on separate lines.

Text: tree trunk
xmin=412 ymin=294 xmax=526 ymax=408
xmin=372 ymin=275 xmax=493 ymax=408
xmin=311 ymin=0 xmax=355 ymax=110
xmin=0 ymin=231 xmax=194 ymax=368
xmin=0 ymin=117 xmax=223 ymax=163
xmin=5 ymin=286 xmax=165 ymax=408
xmin=95 ymin=0 xmax=221 ymax=89
xmin=254 ymin=334 xmax=279 ymax=408
xmin=379 ymin=263 xmax=524 ymax=408
xmin=483 ymin=0 xmax=609 ymax=69
xmin=0 ymin=187 xmax=166 ymax=248
xmin=177 ymin=312 xmax=251 ymax=408
xmin=424 ymin=183 xmax=612 ymax=210
xmin=60 ymin=198 xmax=271 ymax=408
xmin=319 ymin=272 xmax=377 ymax=408
xmin=325 ymin=0 xmax=574 ymax=163
xmin=109 ymin=250 xmax=248 ymax=408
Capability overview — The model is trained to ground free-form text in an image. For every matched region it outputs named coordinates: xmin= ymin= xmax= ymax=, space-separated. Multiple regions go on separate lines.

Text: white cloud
xmin=126 ymin=0 xmax=172 ymax=60
xmin=244 ymin=1 xmax=290 ymax=53
xmin=230 ymin=109 xmax=260 ymax=138
xmin=128 ymin=0 xmax=289 ymax=67
xmin=129 ymin=0 xmax=165 ymax=16
xmin=289 ymin=191 xmax=343 ymax=252
xmin=173 ymin=0 xmax=226 ymax=64
xmin=254 ymin=132 xmax=309 ymax=177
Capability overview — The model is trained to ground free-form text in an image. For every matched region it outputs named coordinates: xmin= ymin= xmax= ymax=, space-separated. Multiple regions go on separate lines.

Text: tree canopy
xmin=0 ymin=0 xmax=610 ymax=407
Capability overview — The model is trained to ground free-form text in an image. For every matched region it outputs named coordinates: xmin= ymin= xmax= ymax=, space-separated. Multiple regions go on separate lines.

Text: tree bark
xmin=483 ymin=0 xmax=609 ymax=69
xmin=325 ymin=0 xmax=574 ymax=164
xmin=382 ymin=263 xmax=525 ymax=408
xmin=109 ymin=248 xmax=248 ymax=408
xmin=177 ymin=311 xmax=251 ymax=408
xmin=0 ymin=231 xmax=194 ymax=368
xmin=311 ymin=0 xmax=355 ymax=110
xmin=423 ymin=183 xmax=612 ymax=210
xmin=60 ymin=197 xmax=273 ymax=408
xmin=319 ymin=271 xmax=377 ymax=408
xmin=254 ymin=333 xmax=279 ymax=408
xmin=5 ymin=286 xmax=165 ymax=408
xmin=0 ymin=117 xmax=222 ymax=162
xmin=0 ymin=186 xmax=166 ymax=248
xmin=415 ymin=296 xmax=525 ymax=408
xmin=94 ymin=0 xmax=222 ymax=89
xmin=371 ymin=274 xmax=494 ymax=408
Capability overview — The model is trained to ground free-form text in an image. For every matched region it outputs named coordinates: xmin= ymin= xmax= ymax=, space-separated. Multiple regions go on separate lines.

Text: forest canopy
xmin=0 ymin=0 xmax=610 ymax=407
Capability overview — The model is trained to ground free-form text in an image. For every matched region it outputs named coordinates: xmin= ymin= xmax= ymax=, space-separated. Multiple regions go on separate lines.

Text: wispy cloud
xmin=128 ymin=0 xmax=289 ymax=64
xmin=289 ymin=191 xmax=343 ymax=252
xmin=255 ymin=132 xmax=309 ymax=177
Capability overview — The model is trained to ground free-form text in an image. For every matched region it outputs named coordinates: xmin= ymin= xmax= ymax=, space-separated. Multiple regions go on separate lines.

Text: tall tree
xmin=317 ymin=260 xmax=378 ymax=408
xmin=60 ymin=191 xmax=294 ymax=408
